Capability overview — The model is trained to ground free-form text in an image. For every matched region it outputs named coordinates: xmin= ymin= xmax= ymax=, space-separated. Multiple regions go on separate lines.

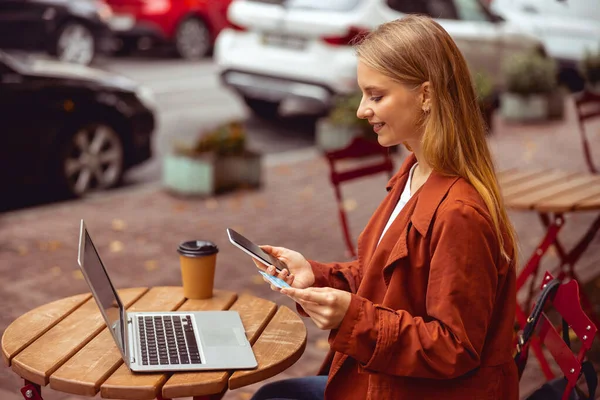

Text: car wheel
xmin=57 ymin=123 xmax=125 ymax=198
xmin=174 ymin=17 xmax=211 ymax=60
xmin=243 ymin=97 xmax=280 ymax=120
xmin=53 ymin=21 xmax=96 ymax=65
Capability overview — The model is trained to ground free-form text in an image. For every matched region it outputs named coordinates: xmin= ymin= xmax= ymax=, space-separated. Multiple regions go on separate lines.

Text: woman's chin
xmin=377 ymin=135 xmax=395 ymax=148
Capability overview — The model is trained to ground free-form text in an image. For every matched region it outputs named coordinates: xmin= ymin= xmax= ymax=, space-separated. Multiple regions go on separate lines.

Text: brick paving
xmin=1 ymin=96 xmax=599 ymax=400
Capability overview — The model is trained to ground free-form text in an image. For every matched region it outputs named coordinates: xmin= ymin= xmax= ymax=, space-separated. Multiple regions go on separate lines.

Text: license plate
xmin=109 ymin=15 xmax=135 ymax=31
xmin=262 ymin=33 xmax=307 ymax=50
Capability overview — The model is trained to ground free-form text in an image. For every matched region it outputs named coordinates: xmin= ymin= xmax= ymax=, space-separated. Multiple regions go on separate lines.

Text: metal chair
xmin=323 ymin=137 xmax=395 ymax=258
xmin=573 ymin=89 xmax=600 ymax=173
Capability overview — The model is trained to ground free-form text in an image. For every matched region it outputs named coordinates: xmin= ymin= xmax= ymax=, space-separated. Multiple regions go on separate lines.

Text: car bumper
xmin=215 ymin=29 xmax=357 ymax=112
xmin=110 ymin=17 xmax=168 ymax=50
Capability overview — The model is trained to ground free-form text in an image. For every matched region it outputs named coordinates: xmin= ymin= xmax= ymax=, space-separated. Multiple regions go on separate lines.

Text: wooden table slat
xmin=99 ymin=288 xmax=235 ymax=400
xmin=11 ymin=288 xmax=147 ymax=386
xmin=506 ymin=175 xmax=600 ymax=210
xmin=575 ymin=192 xmax=600 ymax=211
xmin=50 ymin=287 xmax=194 ymax=396
xmin=2 ymin=293 xmax=91 ymax=367
xmin=501 ymin=171 xmax=578 ymax=199
xmin=536 ymin=181 xmax=600 ymax=212
xmin=229 ymin=306 xmax=307 ymax=390
xmin=161 ymin=293 xmax=277 ymax=399
xmin=497 ymin=169 xmax=546 ymax=187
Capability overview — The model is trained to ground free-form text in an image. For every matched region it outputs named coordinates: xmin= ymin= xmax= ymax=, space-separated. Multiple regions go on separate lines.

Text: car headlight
xmin=136 ymin=85 xmax=156 ymax=110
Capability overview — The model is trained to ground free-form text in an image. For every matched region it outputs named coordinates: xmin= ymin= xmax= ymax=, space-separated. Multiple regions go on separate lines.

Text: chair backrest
xmin=536 ymin=271 xmax=598 ymax=397
xmin=573 ymin=89 xmax=600 ymax=173
xmin=324 ymin=136 xmax=395 ymax=185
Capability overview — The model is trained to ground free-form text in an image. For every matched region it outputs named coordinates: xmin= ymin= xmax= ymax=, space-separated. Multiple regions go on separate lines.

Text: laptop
xmin=76 ymin=220 xmax=257 ymax=372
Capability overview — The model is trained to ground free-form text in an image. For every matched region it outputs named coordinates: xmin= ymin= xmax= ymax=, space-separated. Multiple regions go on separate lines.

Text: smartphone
xmin=226 ymin=228 xmax=289 ymax=272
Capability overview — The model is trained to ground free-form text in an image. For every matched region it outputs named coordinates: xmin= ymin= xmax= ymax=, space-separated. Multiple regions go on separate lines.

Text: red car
xmin=105 ymin=0 xmax=233 ymax=59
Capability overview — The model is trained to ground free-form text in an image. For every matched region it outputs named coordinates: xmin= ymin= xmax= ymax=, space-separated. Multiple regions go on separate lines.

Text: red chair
xmin=516 ymin=271 xmax=598 ymax=399
xmin=573 ymin=89 xmax=600 ymax=173
xmin=323 ymin=137 xmax=395 ymax=258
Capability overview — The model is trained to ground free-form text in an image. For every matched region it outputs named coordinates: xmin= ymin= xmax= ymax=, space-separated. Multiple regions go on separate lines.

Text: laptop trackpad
xmin=202 ymin=328 xmax=247 ymax=347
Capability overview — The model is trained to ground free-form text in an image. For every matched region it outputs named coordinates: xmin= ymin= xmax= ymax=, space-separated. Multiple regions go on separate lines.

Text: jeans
xmin=250 ymin=376 xmax=327 ymax=400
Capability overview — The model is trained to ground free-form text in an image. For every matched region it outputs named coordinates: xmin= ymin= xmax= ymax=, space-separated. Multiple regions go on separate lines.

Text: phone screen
xmin=227 ymin=228 xmax=289 ymax=272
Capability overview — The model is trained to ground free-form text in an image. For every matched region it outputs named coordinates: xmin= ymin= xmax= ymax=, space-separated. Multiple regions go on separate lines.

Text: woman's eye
xmin=370 ymin=96 xmax=382 ymax=102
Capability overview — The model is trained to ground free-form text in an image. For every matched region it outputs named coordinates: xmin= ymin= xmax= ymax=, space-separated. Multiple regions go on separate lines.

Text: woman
xmin=252 ymin=15 xmax=519 ymax=400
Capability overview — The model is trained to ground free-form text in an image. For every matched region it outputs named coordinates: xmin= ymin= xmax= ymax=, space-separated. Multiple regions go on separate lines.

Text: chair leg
xmin=20 ymin=381 xmax=42 ymax=400
xmin=530 ymin=335 xmax=555 ymax=380
xmin=333 ymin=184 xmax=356 ymax=258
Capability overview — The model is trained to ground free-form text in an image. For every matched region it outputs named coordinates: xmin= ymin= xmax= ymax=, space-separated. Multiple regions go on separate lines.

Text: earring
xmin=423 ymin=106 xmax=430 ymax=113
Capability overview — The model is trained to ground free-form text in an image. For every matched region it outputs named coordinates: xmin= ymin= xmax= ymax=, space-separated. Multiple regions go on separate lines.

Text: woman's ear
xmin=420 ymin=81 xmax=431 ymax=113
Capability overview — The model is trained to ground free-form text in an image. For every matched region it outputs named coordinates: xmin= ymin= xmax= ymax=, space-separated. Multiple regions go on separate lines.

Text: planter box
xmin=163 ymin=151 xmax=262 ymax=196
xmin=500 ymin=92 xmax=549 ymax=122
xmin=316 ymin=118 xmax=363 ymax=151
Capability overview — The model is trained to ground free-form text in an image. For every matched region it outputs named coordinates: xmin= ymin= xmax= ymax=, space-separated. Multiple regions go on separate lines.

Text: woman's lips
xmin=373 ymin=123 xmax=385 ymax=133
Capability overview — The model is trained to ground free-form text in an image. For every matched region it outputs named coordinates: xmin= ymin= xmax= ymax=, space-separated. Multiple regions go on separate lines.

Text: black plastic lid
xmin=177 ymin=240 xmax=219 ymax=257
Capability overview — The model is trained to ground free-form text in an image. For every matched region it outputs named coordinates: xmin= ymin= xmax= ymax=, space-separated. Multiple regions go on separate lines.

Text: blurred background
xmin=1 ymin=0 xmax=600 ymax=399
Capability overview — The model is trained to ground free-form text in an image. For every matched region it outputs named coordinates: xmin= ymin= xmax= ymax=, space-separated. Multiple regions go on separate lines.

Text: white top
xmin=377 ymin=163 xmax=418 ymax=246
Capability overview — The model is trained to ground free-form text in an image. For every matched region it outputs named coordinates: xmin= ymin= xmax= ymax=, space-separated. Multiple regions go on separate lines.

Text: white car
xmin=215 ymin=0 xmax=543 ymax=118
xmin=491 ymin=0 xmax=600 ymax=92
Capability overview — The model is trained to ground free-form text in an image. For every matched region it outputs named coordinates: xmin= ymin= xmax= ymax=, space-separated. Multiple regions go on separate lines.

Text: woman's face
xmin=356 ymin=60 xmax=425 ymax=147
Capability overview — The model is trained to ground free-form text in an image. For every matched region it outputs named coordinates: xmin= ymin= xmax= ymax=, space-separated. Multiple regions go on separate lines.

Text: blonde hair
xmin=355 ymin=15 xmax=517 ymax=262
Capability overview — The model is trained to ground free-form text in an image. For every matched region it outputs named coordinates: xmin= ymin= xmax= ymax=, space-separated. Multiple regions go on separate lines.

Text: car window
xmin=286 ymin=0 xmax=361 ymax=11
xmin=386 ymin=0 xmax=457 ymax=19
xmin=453 ymin=0 xmax=490 ymax=21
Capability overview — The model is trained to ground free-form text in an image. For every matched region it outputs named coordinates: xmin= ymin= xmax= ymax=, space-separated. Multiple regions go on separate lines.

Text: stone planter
xmin=163 ymin=150 xmax=262 ymax=196
xmin=547 ymin=88 xmax=566 ymax=120
xmin=316 ymin=118 xmax=363 ymax=151
xmin=500 ymin=92 xmax=549 ymax=122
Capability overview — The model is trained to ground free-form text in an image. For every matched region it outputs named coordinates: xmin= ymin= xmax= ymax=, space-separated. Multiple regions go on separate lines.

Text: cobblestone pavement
xmin=1 ymin=97 xmax=599 ymax=400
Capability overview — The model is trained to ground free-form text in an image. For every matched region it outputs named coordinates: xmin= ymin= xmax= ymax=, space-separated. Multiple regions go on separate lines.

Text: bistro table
xmin=1 ymin=287 xmax=307 ymax=400
xmin=498 ymin=169 xmax=600 ymax=379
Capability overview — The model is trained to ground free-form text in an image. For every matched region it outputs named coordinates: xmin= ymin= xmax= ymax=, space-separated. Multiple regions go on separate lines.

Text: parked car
xmin=0 ymin=0 xmax=115 ymax=66
xmin=105 ymin=0 xmax=233 ymax=60
xmin=0 ymin=50 xmax=155 ymax=204
xmin=490 ymin=0 xmax=600 ymax=92
xmin=214 ymin=0 xmax=543 ymax=119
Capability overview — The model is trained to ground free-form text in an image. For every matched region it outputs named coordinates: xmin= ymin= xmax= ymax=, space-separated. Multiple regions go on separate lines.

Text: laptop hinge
xmin=127 ymin=316 xmax=136 ymax=365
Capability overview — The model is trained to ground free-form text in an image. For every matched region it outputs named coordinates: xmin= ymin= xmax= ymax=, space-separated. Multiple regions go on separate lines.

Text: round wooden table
xmin=1 ymin=287 xmax=307 ymax=400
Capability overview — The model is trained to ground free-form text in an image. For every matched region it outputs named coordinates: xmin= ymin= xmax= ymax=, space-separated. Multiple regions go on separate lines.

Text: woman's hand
xmin=280 ymin=287 xmax=351 ymax=330
xmin=252 ymin=245 xmax=315 ymax=290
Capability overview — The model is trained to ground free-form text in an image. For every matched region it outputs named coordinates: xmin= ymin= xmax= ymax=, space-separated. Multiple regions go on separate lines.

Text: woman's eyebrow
xmin=362 ymin=85 xmax=384 ymax=92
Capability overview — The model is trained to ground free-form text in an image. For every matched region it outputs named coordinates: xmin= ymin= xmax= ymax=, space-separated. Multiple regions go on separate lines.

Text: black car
xmin=0 ymin=50 xmax=155 ymax=208
xmin=0 ymin=0 xmax=114 ymax=65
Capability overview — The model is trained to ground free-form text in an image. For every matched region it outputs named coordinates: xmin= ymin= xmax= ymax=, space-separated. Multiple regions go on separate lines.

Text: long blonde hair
xmin=355 ymin=15 xmax=517 ymax=261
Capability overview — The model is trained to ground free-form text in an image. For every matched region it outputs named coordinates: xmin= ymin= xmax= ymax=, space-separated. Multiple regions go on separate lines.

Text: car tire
xmin=51 ymin=21 xmax=96 ymax=65
xmin=174 ymin=17 xmax=211 ymax=60
xmin=55 ymin=123 xmax=125 ymax=198
xmin=243 ymin=97 xmax=281 ymax=120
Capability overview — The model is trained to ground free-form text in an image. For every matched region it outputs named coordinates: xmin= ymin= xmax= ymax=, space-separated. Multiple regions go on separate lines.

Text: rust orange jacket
xmin=306 ymin=154 xmax=519 ymax=399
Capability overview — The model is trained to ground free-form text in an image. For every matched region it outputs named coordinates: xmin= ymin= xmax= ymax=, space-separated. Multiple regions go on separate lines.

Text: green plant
xmin=580 ymin=45 xmax=600 ymax=86
xmin=473 ymin=71 xmax=494 ymax=103
xmin=175 ymin=121 xmax=247 ymax=156
xmin=502 ymin=51 xmax=557 ymax=95
xmin=327 ymin=92 xmax=371 ymax=134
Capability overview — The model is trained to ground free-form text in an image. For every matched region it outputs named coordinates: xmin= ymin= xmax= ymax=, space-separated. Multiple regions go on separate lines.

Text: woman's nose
xmin=356 ymin=102 xmax=372 ymax=120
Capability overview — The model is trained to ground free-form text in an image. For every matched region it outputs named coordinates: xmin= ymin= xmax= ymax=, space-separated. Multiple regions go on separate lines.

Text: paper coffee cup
xmin=177 ymin=240 xmax=219 ymax=299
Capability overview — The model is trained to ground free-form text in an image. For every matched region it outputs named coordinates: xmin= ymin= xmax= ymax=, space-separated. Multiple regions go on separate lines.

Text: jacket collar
xmin=387 ymin=153 xmax=461 ymax=237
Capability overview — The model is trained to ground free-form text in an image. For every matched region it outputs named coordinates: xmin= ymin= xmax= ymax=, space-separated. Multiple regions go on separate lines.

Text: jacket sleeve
xmin=329 ymin=201 xmax=501 ymax=379
xmin=308 ymin=259 xmax=363 ymax=293
xmin=296 ymin=259 xmax=363 ymax=317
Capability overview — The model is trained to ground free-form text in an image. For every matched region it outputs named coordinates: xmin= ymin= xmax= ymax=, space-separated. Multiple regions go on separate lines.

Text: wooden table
xmin=498 ymin=169 xmax=600 ymax=379
xmin=1 ymin=287 xmax=307 ymax=400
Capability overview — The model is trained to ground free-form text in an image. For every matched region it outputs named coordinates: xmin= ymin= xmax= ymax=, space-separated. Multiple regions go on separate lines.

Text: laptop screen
xmin=78 ymin=222 xmax=127 ymax=358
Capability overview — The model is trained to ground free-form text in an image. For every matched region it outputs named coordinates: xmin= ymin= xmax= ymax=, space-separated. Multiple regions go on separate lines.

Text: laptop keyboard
xmin=138 ymin=315 xmax=202 ymax=366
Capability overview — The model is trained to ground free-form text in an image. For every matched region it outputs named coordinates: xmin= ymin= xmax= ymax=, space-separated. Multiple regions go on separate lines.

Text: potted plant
xmin=163 ymin=121 xmax=262 ymax=196
xmin=580 ymin=45 xmax=600 ymax=92
xmin=316 ymin=91 xmax=374 ymax=151
xmin=500 ymin=51 xmax=558 ymax=122
xmin=473 ymin=71 xmax=496 ymax=133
